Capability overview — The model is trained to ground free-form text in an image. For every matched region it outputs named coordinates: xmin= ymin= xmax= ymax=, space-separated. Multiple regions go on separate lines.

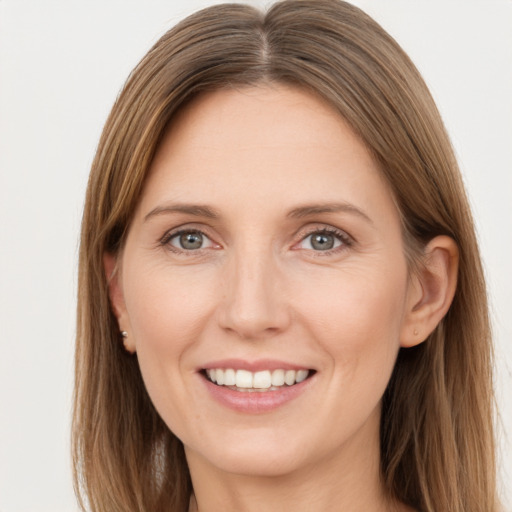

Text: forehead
xmin=154 ymin=84 xmax=375 ymax=171
xmin=136 ymin=84 xmax=396 ymax=224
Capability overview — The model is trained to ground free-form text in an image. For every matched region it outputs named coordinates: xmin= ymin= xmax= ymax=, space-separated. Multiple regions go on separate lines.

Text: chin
xmin=185 ymin=438 xmax=305 ymax=477
xmin=184 ymin=427 xmax=325 ymax=479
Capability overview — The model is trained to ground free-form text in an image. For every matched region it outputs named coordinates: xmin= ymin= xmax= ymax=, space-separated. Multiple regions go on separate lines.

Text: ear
xmin=400 ymin=236 xmax=459 ymax=348
xmin=103 ymin=252 xmax=136 ymax=354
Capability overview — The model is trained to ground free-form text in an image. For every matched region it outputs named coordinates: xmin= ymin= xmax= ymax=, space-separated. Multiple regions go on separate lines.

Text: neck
xmin=186 ymin=410 xmax=406 ymax=512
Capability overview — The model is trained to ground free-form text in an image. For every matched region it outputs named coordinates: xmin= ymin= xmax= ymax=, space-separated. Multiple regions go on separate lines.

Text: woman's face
xmin=111 ymin=85 xmax=419 ymax=477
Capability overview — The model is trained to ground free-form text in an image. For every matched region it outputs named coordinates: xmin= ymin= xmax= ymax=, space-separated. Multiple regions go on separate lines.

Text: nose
xmin=217 ymin=246 xmax=291 ymax=340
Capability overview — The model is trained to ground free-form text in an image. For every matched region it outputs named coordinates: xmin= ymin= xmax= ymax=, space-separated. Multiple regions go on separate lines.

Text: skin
xmin=106 ymin=85 xmax=458 ymax=512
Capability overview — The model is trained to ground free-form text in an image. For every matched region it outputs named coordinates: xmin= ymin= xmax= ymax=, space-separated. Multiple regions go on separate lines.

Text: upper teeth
xmin=206 ymin=368 xmax=310 ymax=389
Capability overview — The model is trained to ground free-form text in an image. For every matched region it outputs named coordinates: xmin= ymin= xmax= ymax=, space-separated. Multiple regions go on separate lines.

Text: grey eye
xmin=174 ymin=232 xmax=204 ymax=250
xmin=310 ymin=233 xmax=336 ymax=250
xmin=297 ymin=230 xmax=344 ymax=251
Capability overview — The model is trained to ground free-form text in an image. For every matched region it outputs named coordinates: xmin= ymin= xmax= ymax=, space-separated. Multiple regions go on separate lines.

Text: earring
xmin=413 ymin=328 xmax=419 ymax=336
xmin=120 ymin=331 xmax=135 ymax=354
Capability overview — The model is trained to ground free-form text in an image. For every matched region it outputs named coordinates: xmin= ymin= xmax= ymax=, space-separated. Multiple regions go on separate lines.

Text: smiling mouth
xmin=203 ymin=368 xmax=314 ymax=392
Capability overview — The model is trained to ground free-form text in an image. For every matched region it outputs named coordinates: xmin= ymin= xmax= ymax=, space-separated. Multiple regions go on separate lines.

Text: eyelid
xmin=292 ymin=225 xmax=354 ymax=253
xmin=159 ymin=224 xmax=221 ymax=253
xmin=171 ymin=230 xmax=214 ymax=249
xmin=157 ymin=222 xmax=353 ymax=255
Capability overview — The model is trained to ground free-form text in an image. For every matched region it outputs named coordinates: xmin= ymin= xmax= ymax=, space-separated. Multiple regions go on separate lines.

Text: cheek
xmin=296 ymin=263 xmax=407 ymax=383
xmin=122 ymin=264 xmax=217 ymax=411
xmin=124 ymin=263 xmax=216 ymax=350
xmin=296 ymin=268 xmax=407 ymax=441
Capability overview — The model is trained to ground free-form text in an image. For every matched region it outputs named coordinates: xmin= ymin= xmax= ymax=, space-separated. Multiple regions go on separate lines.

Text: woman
xmin=73 ymin=1 xmax=499 ymax=511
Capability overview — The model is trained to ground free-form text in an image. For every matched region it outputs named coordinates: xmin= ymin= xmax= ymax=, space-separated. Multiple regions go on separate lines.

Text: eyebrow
xmin=144 ymin=201 xmax=373 ymax=224
xmin=144 ymin=203 xmax=221 ymax=222
xmin=286 ymin=202 xmax=373 ymax=224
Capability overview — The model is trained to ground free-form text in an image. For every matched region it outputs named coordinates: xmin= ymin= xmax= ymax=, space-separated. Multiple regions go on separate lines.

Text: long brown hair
xmin=73 ymin=1 xmax=497 ymax=510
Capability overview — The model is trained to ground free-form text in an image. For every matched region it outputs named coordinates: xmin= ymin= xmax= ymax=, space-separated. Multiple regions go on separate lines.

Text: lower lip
xmin=201 ymin=374 xmax=314 ymax=414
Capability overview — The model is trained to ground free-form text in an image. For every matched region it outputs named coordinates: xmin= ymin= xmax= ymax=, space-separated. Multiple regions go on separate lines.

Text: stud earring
xmin=413 ymin=328 xmax=419 ymax=336
xmin=120 ymin=331 xmax=135 ymax=354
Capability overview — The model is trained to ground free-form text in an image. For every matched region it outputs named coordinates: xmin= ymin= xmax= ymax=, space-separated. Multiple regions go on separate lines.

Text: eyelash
xmin=296 ymin=227 xmax=353 ymax=255
xmin=159 ymin=226 xmax=353 ymax=256
xmin=159 ymin=228 xmax=216 ymax=254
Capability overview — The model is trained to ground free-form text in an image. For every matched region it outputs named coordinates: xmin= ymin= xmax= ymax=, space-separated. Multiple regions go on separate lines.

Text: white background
xmin=0 ymin=1 xmax=510 ymax=511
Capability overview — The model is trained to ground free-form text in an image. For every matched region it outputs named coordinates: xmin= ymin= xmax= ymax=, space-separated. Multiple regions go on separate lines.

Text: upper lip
xmin=200 ymin=359 xmax=313 ymax=372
